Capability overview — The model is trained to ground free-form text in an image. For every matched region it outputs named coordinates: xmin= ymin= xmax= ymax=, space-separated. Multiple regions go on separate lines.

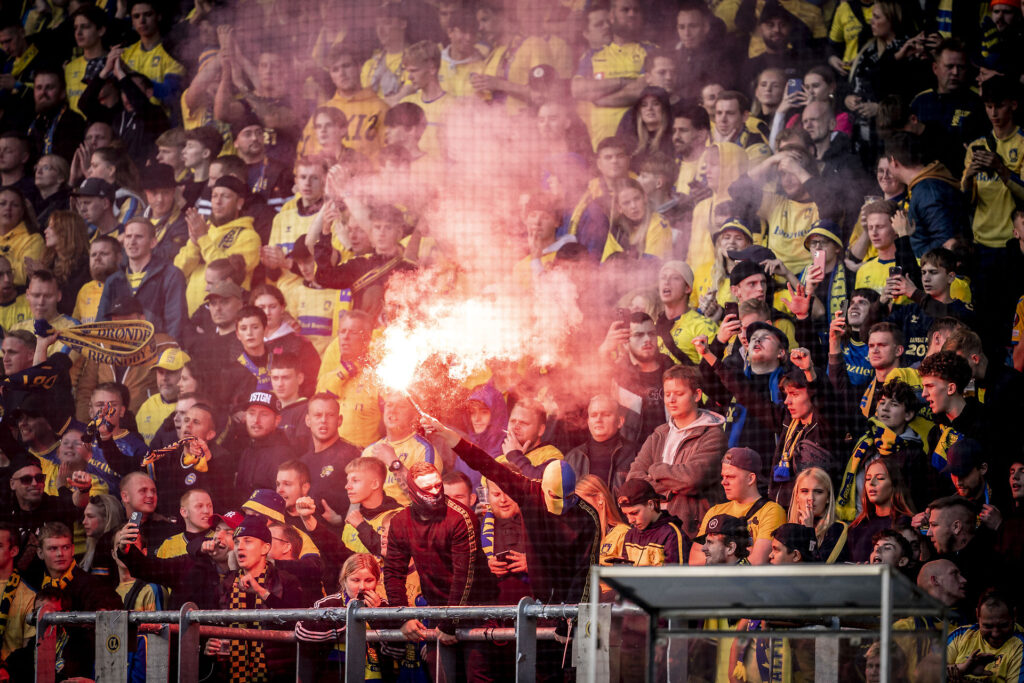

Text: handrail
xmin=34 ymin=602 xmax=585 ymax=628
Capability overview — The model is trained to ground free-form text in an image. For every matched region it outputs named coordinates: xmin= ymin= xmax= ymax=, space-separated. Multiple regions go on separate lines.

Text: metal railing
xmin=32 ymin=597 xmax=585 ymax=683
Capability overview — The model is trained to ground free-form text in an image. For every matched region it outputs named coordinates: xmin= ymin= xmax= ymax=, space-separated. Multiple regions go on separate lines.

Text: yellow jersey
xmin=575 ymin=41 xmax=650 ymax=148
xmin=120 ymin=41 xmax=185 ymax=94
xmin=275 ymin=272 xmax=353 ymax=355
xmin=438 ymin=50 xmax=485 ymax=99
xmin=0 ymin=293 xmax=30 ymax=332
xmin=659 ymin=309 xmax=720 ymax=364
xmin=601 ymin=213 xmax=674 ymax=262
xmin=136 ymin=393 xmax=175 ymax=445
xmin=0 ymin=223 xmax=44 ymax=286
xmin=760 ymin=195 xmax=819 ymax=274
xmin=64 ymin=55 xmax=92 ymax=114
xmin=829 ymin=1 xmax=873 ymax=66
xmin=72 ymin=280 xmax=104 ymax=324
xmin=963 ymin=130 xmax=1024 ymax=248
xmin=360 ymin=50 xmax=406 ymax=99
xmin=698 ymin=499 xmax=787 ymax=542
xmin=947 ymin=624 xmax=1024 ymax=682
xmin=362 ymin=432 xmax=443 ymax=506
xmin=315 ymin=344 xmax=383 ymax=448
xmin=398 ymin=89 xmax=452 ymax=160
xmin=1013 ymin=295 xmax=1024 ymax=346
xmin=297 ymin=89 xmax=388 ymax=158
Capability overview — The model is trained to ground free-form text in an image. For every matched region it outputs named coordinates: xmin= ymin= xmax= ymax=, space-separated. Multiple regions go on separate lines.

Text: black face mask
xmin=407 ymin=476 xmax=446 ymax=521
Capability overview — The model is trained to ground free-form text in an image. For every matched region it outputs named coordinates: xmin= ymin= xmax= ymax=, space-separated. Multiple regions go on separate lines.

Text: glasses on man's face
xmin=17 ymin=474 xmax=45 ymax=485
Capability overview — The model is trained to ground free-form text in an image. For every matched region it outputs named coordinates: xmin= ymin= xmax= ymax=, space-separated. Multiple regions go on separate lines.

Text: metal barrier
xmin=32 ymin=597 xmax=586 ymax=683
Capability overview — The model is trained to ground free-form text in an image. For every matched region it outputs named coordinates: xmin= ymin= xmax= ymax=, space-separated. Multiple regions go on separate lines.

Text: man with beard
xmin=72 ymin=236 xmax=120 ymax=324
xmin=599 ymin=311 xmax=676 ymax=446
xmin=671 ymin=105 xmax=712 ymax=203
xmin=26 ymin=67 xmax=85 ymax=161
xmin=0 ymin=256 xmax=30 ymax=330
xmin=383 ymin=460 xmax=495 ymax=680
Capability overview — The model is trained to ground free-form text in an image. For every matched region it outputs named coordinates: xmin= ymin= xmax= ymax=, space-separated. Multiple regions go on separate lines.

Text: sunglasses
xmin=17 ymin=474 xmax=46 ymax=485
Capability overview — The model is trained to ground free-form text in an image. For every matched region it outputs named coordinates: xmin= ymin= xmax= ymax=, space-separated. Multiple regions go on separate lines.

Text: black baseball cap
xmin=773 ymin=523 xmax=818 ymax=560
xmin=616 ymin=479 xmax=664 ymax=507
xmin=694 ymin=514 xmax=748 ymax=544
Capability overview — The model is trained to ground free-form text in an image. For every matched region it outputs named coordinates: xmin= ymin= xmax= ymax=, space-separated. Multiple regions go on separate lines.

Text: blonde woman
xmin=575 ymin=475 xmax=630 ymax=565
xmin=787 ymin=467 xmax=849 ymax=563
xmin=79 ymin=493 xmax=125 ymax=586
xmin=295 ymin=553 xmax=391 ymax=678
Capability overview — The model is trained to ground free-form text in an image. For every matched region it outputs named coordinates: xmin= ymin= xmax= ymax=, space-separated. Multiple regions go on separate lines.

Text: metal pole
xmin=94 ymin=611 xmax=129 ymax=683
xmin=515 ymin=597 xmax=538 ymax=682
xmin=145 ymin=625 xmax=170 ymax=683
xmin=589 ymin=567 xmax=600 ymax=683
xmin=177 ymin=602 xmax=200 ymax=683
xmin=345 ymin=599 xmax=367 ymax=682
xmin=880 ymin=565 xmax=892 ymax=683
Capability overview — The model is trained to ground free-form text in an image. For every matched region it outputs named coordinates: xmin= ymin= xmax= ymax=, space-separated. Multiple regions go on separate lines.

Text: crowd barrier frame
xmin=587 ymin=563 xmax=950 ymax=683
xmin=31 ymin=565 xmax=950 ymax=682
xmin=32 ymin=597 xmax=584 ymax=682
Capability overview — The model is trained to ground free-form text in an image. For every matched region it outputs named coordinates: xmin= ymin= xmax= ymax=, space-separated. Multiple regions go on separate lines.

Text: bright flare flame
xmin=372 ymin=269 xmax=582 ymax=400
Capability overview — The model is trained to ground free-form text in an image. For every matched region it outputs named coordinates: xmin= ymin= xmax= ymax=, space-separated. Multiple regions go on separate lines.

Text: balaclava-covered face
xmin=541 ymin=460 xmax=578 ymax=515
xmin=408 ymin=471 xmax=446 ymax=521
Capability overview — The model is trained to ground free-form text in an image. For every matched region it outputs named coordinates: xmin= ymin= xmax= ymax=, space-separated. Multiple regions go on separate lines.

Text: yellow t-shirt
xmin=575 ymin=41 xmax=649 ymax=148
xmin=398 ymin=90 xmax=452 ymax=161
xmin=0 ymin=293 xmax=31 ymax=332
xmin=947 ymin=625 xmax=1024 ymax=682
xmin=675 ymin=157 xmax=703 ymax=195
xmin=274 ymin=272 xmax=353 ymax=355
xmin=1013 ymin=295 xmax=1024 ymax=345
xmin=120 ymin=41 xmax=185 ymax=90
xmin=136 ymin=393 xmax=175 ymax=445
xmin=659 ymin=309 xmax=720 ymax=364
xmin=438 ymin=52 xmax=486 ymax=99
xmin=315 ymin=344 xmax=383 ymax=448
xmin=963 ymin=130 xmax=1024 ymax=248
xmin=697 ymin=499 xmax=787 ymax=542
xmin=360 ymin=50 xmax=406 ymax=98
xmin=297 ymin=89 xmax=389 ymax=158
xmin=760 ymin=195 xmax=819 ymax=274
xmin=361 ymin=432 xmax=443 ymax=506
xmin=64 ymin=55 xmax=91 ymax=114
xmin=0 ymin=223 xmax=45 ymax=286
xmin=828 ymin=1 xmax=873 ymax=65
